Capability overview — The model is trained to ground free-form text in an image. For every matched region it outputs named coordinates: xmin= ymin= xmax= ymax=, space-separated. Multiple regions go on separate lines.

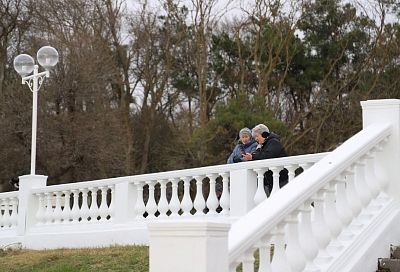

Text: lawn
xmin=0 ymin=246 xmax=149 ymax=272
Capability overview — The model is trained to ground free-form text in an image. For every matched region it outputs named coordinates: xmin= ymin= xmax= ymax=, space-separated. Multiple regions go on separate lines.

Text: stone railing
xmin=0 ymin=192 xmax=18 ymax=230
xmin=0 ymin=150 xmax=326 ymax=249
xmin=228 ymin=123 xmax=391 ymax=272
xmin=148 ymin=99 xmax=400 ymax=272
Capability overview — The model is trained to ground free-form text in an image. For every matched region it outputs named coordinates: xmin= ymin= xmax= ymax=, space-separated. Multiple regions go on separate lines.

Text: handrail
xmin=0 ymin=191 xmax=19 ymax=199
xmin=228 ymin=123 xmax=392 ymax=262
xmin=31 ymin=152 xmax=328 ymax=194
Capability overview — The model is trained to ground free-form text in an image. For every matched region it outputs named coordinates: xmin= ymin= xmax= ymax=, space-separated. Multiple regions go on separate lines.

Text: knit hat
xmin=239 ymin=127 xmax=252 ymax=138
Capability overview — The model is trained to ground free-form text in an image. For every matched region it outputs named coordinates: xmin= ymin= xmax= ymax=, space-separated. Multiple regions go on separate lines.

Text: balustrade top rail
xmin=228 ymin=122 xmax=392 ymax=262
xmin=29 ymin=152 xmax=328 ymax=194
xmin=0 ymin=191 xmax=18 ymax=199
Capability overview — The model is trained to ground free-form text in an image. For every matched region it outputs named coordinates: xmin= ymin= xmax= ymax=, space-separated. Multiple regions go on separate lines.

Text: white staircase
xmin=1 ymin=99 xmax=399 ymax=272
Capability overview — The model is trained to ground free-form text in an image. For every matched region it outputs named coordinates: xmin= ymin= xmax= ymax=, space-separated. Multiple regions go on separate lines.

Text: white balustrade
xmin=228 ymin=120 xmax=394 ymax=272
xmin=219 ymin=173 xmax=230 ymax=215
xmin=0 ymin=196 xmax=18 ymax=229
xmin=194 ymin=176 xmax=206 ymax=216
xmin=71 ymin=190 xmax=80 ymax=222
xmin=206 ymin=174 xmax=219 ymax=215
xmin=285 ymin=211 xmax=306 ymax=272
xmin=30 ymin=185 xmax=114 ymax=225
xmin=270 ymin=223 xmax=291 ymax=272
xmin=62 ymin=191 xmax=72 ymax=224
xmin=180 ymin=177 xmax=193 ymax=216
xmin=157 ymin=180 xmax=169 ymax=218
xmin=257 ymin=236 xmax=272 ymax=272
xmin=169 ymin=178 xmax=180 ymax=217
xmin=253 ymin=168 xmax=267 ymax=205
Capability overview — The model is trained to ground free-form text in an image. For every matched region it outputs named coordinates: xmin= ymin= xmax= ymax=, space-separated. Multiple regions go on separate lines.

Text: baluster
xmin=253 ymin=168 xmax=267 ymax=205
xmin=193 ymin=175 xmax=205 ymax=216
xmin=62 ymin=191 xmax=72 ymax=224
xmin=169 ymin=178 xmax=180 ymax=217
xmin=324 ymin=182 xmax=343 ymax=239
xmin=90 ymin=188 xmax=100 ymax=222
xmin=206 ymin=174 xmax=219 ymax=215
xmin=373 ymin=143 xmax=390 ymax=204
xmin=298 ymin=201 xmax=319 ymax=271
xmin=229 ymin=262 xmax=240 ymax=272
xmin=354 ymin=158 xmax=372 ymax=209
xmin=270 ymin=223 xmax=291 ymax=272
xmin=2 ymin=198 xmax=10 ymax=228
xmin=9 ymin=198 xmax=18 ymax=227
xmin=98 ymin=187 xmax=109 ymax=221
xmin=325 ymin=182 xmax=345 ymax=256
xmin=344 ymin=167 xmax=362 ymax=218
xmin=145 ymin=181 xmax=157 ymax=218
xmin=257 ymin=235 xmax=272 ymax=272
xmin=335 ymin=175 xmax=354 ymax=243
xmin=219 ymin=173 xmax=230 ymax=215
xmin=134 ymin=182 xmax=146 ymax=219
xmin=80 ymin=189 xmax=90 ymax=222
xmin=312 ymin=190 xmax=332 ymax=266
xmin=242 ymin=249 xmax=255 ymax=272
xmin=53 ymin=192 xmax=63 ymax=224
xmin=35 ymin=194 xmax=45 ymax=225
xmin=286 ymin=211 xmax=306 ymax=272
xmin=364 ymin=151 xmax=380 ymax=200
xmin=285 ymin=165 xmax=297 ymax=182
xmin=158 ymin=180 xmax=169 ymax=218
xmin=44 ymin=192 xmax=53 ymax=224
xmin=108 ymin=185 xmax=114 ymax=219
xmin=70 ymin=190 xmax=80 ymax=223
xmin=180 ymin=177 xmax=193 ymax=216
xmin=0 ymin=199 xmax=4 ymax=228
xmin=269 ymin=166 xmax=283 ymax=195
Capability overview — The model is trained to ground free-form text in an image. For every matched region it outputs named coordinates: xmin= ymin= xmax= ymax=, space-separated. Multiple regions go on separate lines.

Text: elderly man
xmin=243 ymin=124 xmax=288 ymax=195
xmin=242 ymin=124 xmax=287 ymax=161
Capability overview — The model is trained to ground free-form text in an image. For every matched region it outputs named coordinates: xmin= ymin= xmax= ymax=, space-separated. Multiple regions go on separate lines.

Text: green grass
xmin=0 ymin=246 xmax=149 ymax=272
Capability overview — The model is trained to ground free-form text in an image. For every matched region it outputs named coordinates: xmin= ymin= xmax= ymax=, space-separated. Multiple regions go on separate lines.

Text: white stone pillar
xmin=148 ymin=221 xmax=230 ymax=272
xmin=17 ymin=175 xmax=47 ymax=236
xmin=114 ymin=182 xmax=137 ymax=222
xmin=361 ymin=99 xmax=400 ymax=200
xmin=229 ymin=169 xmax=257 ymax=217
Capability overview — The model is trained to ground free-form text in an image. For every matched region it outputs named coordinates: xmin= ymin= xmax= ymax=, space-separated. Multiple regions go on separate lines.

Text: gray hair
xmin=239 ymin=127 xmax=252 ymax=138
xmin=252 ymin=124 xmax=270 ymax=137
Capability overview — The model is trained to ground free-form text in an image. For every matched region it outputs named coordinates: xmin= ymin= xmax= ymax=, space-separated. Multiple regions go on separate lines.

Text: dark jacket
xmin=251 ymin=133 xmax=287 ymax=160
xmin=227 ymin=139 xmax=258 ymax=164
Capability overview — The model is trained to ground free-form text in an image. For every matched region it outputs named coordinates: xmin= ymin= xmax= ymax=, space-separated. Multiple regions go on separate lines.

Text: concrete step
xmin=377 ymin=258 xmax=400 ymax=271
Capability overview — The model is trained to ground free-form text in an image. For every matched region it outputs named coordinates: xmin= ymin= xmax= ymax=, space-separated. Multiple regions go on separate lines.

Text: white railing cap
xmin=30 ymin=152 xmax=327 ymax=194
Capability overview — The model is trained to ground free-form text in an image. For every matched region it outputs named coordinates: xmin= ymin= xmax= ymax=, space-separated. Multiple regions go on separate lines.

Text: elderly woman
xmin=242 ymin=124 xmax=287 ymax=161
xmin=227 ymin=128 xmax=258 ymax=163
xmin=243 ymin=124 xmax=288 ymax=194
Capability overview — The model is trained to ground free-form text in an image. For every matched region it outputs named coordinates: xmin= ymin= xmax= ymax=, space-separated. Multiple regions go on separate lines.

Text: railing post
xmin=113 ymin=182 xmax=137 ymax=222
xmin=17 ymin=175 xmax=47 ymax=236
xmin=361 ymin=99 xmax=400 ymax=199
xmin=148 ymin=221 xmax=230 ymax=272
xmin=229 ymin=169 xmax=257 ymax=217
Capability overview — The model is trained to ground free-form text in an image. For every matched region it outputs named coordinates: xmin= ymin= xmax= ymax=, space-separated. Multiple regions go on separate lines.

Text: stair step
xmin=391 ymin=245 xmax=400 ymax=259
xmin=378 ymin=258 xmax=400 ymax=271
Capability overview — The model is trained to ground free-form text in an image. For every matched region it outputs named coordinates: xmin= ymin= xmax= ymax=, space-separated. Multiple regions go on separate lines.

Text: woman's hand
xmin=243 ymin=153 xmax=252 ymax=161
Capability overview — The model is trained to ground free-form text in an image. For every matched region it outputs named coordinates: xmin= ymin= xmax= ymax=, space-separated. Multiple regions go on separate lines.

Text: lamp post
xmin=13 ymin=46 xmax=59 ymax=175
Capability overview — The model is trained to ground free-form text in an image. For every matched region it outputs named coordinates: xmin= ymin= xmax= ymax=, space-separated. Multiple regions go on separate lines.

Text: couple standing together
xmin=227 ymin=124 xmax=288 ymax=194
xmin=227 ymin=124 xmax=287 ymax=164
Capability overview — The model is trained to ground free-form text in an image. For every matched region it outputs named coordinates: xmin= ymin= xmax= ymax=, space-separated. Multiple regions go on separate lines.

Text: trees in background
xmin=0 ymin=0 xmax=399 ymax=190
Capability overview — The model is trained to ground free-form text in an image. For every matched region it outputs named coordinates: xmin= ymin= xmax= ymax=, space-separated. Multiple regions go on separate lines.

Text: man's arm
xmin=252 ymin=139 xmax=283 ymax=160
